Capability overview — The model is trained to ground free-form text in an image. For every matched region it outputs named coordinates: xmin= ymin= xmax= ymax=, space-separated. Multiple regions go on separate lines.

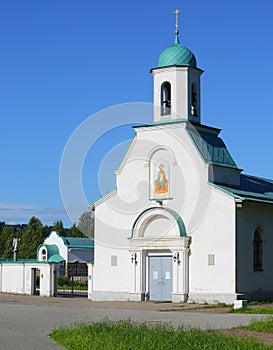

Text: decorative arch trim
xmin=145 ymin=146 xmax=177 ymax=167
xmin=131 ymin=206 xmax=186 ymax=238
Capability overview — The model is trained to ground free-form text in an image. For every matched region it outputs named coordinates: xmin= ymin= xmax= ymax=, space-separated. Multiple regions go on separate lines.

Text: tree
xmin=0 ymin=227 xmax=14 ymax=258
xmin=18 ymin=217 xmax=48 ymax=259
xmin=77 ymin=210 xmax=94 ymax=238
xmin=69 ymin=223 xmax=86 ymax=237
xmin=52 ymin=220 xmax=65 ymax=236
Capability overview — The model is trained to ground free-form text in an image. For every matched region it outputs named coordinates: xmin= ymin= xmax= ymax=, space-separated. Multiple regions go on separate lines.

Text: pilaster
xmin=172 ymin=236 xmax=191 ymax=302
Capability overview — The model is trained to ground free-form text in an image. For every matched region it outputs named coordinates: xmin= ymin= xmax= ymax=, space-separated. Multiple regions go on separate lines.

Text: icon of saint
xmin=154 ymin=163 xmax=169 ymax=194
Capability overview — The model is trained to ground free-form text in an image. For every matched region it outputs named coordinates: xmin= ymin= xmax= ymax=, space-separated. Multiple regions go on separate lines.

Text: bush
xmin=74 ymin=281 xmax=88 ymax=288
xmin=58 ymin=276 xmax=71 ymax=287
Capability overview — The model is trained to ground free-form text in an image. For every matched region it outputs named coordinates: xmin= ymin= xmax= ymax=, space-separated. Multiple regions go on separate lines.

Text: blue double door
xmin=149 ymin=256 xmax=173 ymax=301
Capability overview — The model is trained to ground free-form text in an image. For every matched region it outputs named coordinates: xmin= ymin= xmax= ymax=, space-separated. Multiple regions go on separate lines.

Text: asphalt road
xmin=0 ymin=294 xmax=268 ymax=350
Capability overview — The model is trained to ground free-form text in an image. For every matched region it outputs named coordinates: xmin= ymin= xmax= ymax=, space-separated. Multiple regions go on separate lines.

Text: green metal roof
xmin=89 ymin=188 xmax=117 ymax=208
xmin=45 ymin=244 xmax=59 ymax=257
xmin=0 ymin=259 xmax=43 ymax=264
xmin=133 ymin=118 xmax=187 ymax=129
xmin=36 ymin=244 xmax=63 ymax=262
xmin=210 ymin=174 xmax=273 ymax=204
xmin=61 ymin=237 xmax=94 ymax=249
xmin=158 ymin=34 xmax=197 ymax=68
xmin=48 ymin=254 xmax=65 ymax=263
xmin=186 ymin=125 xmax=238 ymax=169
xmin=134 ymin=120 xmax=237 ymax=169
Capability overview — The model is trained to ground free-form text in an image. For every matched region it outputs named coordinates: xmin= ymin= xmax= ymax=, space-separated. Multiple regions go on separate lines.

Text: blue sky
xmin=1 ymin=0 xmax=273 ymax=227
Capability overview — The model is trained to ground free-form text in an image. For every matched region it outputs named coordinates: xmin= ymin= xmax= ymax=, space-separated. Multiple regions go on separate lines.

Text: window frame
xmin=253 ymin=229 xmax=263 ymax=272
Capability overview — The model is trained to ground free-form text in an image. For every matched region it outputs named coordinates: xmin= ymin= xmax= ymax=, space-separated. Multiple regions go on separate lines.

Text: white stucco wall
xmin=188 ymin=186 xmax=236 ymax=302
xmin=93 ymin=241 xmax=131 ymax=300
xmin=93 ymin=193 xmax=132 ymax=300
xmin=1 ymin=264 xmax=25 ymax=294
xmin=236 ymin=202 xmax=273 ymax=298
xmin=0 ymin=262 xmax=53 ymax=297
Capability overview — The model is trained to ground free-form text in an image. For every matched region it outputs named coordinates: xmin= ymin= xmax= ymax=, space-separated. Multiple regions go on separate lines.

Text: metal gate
xmin=57 ymin=262 xmax=88 ymax=297
xmin=31 ymin=268 xmax=40 ymax=296
xmin=149 ymin=256 xmax=173 ymax=301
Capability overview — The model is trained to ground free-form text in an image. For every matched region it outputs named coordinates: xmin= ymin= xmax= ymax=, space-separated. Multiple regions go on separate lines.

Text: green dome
xmin=158 ymin=35 xmax=197 ymax=68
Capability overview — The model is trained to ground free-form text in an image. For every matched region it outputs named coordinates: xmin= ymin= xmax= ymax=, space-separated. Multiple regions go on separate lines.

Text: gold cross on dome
xmin=172 ymin=9 xmax=182 ymax=34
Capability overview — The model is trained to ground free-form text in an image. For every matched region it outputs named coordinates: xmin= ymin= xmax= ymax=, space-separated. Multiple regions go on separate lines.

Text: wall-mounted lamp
xmin=131 ymin=253 xmax=137 ymax=264
xmin=173 ymin=252 xmax=180 ymax=264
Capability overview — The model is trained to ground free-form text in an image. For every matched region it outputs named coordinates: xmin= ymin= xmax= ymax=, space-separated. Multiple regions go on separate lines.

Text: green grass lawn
xmin=50 ymin=320 xmax=273 ymax=350
xmin=242 ymin=317 xmax=273 ymax=333
xmin=230 ymin=307 xmax=273 ymax=314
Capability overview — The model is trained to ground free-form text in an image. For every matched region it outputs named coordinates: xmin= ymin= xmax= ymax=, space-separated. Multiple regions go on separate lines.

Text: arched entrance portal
xmin=129 ymin=207 xmax=191 ymax=303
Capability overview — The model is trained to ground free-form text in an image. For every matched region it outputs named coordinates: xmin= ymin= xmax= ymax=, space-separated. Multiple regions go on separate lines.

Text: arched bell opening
xmin=161 ymin=81 xmax=171 ymax=116
xmin=191 ymin=83 xmax=198 ymax=117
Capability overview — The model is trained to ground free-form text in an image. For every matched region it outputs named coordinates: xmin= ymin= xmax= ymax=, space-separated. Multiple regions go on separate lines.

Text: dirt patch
xmin=163 ymin=302 xmax=273 ymax=313
xmin=177 ymin=306 xmax=231 ymax=313
xmin=219 ymin=328 xmax=273 ymax=345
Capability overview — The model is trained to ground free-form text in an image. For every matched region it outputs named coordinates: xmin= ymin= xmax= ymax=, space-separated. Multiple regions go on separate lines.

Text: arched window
xmin=41 ymin=248 xmax=47 ymax=261
xmin=191 ymin=83 xmax=198 ymax=117
xmin=253 ymin=229 xmax=263 ymax=271
xmin=161 ymin=82 xmax=171 ymax=116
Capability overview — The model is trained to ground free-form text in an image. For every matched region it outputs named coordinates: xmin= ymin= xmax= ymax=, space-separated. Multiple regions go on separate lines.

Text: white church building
xmin=91 ymin=14 xmax=273 ymax=304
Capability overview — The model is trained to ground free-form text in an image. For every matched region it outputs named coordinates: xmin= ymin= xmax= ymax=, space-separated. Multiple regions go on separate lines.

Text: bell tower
xmin=151 ymin=9 xmax=203 ymax=123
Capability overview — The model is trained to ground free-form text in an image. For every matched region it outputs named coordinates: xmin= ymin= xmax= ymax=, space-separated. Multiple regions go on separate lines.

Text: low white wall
xmin=0 ymin=262 xmax=53 ymax=297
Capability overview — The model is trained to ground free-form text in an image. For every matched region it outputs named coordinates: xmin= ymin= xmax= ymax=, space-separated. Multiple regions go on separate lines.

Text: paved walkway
xmin=0 ymin=294 xmax=269 ymax=350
